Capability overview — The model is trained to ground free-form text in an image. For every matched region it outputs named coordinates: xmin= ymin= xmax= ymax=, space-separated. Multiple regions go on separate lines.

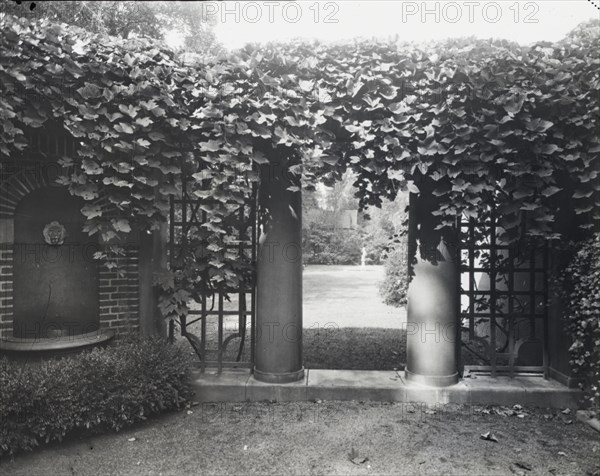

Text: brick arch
xmin=0 ymin=166 xmax=114 ymax=222
xmin=0 ymin=168 xmax=50 ymax=219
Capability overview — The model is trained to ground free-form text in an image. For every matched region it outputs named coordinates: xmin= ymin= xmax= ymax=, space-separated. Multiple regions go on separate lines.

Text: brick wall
xmin=98 ymin=247 xmax=140 ymax=337
xmin=0 ymin=246 xmax=14 ymax=339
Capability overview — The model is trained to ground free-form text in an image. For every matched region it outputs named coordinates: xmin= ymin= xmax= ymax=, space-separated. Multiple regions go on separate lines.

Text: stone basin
xmin=0 ymin=329 xmax=114 ymax=360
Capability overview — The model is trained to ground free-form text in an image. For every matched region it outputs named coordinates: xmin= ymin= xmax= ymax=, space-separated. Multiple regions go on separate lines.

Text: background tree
xmin=1 ymin=1 xmax=224 ymax=56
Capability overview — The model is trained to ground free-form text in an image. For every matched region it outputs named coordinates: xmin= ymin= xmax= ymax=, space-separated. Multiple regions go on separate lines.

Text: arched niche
xmin=13 ymin=186 xmax=100 ymax=338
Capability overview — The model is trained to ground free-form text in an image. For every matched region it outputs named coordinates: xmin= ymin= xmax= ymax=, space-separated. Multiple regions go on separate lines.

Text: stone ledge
xmin=191 ymin=368 xmax=250 ymax=402
xmin=189 ymin=368 xmax=582 ymax=408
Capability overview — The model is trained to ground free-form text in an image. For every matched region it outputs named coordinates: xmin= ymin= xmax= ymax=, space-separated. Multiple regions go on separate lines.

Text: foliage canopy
xmin=1 ymin=15 xmax=598 ymax=319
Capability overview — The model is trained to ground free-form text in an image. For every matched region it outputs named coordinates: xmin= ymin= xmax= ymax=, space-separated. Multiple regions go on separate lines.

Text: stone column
xmin=405 ymin=189 xmax=460 ymax=387
xmin=253 ymin=155 xmax=304 ymax=383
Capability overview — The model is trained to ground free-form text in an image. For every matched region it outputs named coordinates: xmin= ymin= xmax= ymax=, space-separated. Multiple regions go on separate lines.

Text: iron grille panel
xmin=459 ymin=214 xmax=549 ymax=378
xmin=169 ymin=171 xmax=257 ymax=372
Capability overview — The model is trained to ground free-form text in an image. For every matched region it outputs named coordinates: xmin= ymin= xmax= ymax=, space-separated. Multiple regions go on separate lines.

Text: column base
xmin=253 ymin=367 xmax=305 ymax=384
xmin=405 ymin=369 xmax=459 ymax=388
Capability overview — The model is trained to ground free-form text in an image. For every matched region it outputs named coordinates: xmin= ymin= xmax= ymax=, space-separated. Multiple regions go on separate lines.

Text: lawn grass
xmin=303 ymin=327 xmax=486 ymax=370
xmin=179 ymin=323 xmax=486 ymax=370
xmin=303 ymin=327 xmax=406 ymax=370
xmin=179 ymin=265 xmax=487 ymax=370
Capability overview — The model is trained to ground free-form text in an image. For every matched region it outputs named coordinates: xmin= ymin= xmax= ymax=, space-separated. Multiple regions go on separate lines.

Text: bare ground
xmin=1 ymin=401 xmax=599 ymax=476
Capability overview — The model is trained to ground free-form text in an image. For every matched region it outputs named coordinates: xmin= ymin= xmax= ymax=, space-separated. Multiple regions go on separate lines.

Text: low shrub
xmin=0 ymin=336 xmax=193 ymax=456
xmin=379 ymin=224 xmax=410 ymax=307
xmin=378 ymin=246 xmax=409 ymax=307
xmin=558 ymin=234 xmax=600 ymax=411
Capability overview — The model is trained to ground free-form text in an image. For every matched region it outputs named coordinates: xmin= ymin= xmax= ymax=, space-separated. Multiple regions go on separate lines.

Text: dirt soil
xmin=1 ymin=401 xmax=599 ymax=476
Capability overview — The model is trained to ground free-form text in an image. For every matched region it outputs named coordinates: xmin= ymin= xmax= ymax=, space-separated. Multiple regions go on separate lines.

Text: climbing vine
xmin=557 ymin=235 xmax=600 ymax=410
xmin=1 ymin=15 xmax=598 ymax=322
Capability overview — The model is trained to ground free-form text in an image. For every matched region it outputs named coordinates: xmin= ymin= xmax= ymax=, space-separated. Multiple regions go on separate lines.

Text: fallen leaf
xmin=562 ymin=408 xmax=572 ymax=415
xmin=481 ymin=432 xmax=499 ymax=442
xmin=351 ymin=457 xmax=368 ymax=465
xmin=514 ymin=461 xmax=533 ymax=471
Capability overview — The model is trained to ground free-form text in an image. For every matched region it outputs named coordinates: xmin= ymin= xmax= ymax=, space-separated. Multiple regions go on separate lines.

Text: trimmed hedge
xmin=0 ymin=337 xmax=193 ymax=456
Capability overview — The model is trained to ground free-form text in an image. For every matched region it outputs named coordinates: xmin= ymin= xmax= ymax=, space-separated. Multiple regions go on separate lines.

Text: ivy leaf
xmin=8 ymin=70 xmax=26 ymax=82
xmin=540 ymin=144 xmax=561 ymax=155
xmin=103 ymin=177 xmax=133 ymax=188
xmin=119 ymin=104 xmax=139 ymax=118
xmin=81 ymin=204 xmax=103 ymax=219
xmin=82 ymin=159 xmax=103 ymax=175
xmin=526 ymin=119 xmax=553 ymax=133
xmin=104 ymin=111 xmax=124 ymax=122
xmin=135 ymin=117 xmax=153 ymax=127
xmin=588 ymin=144 xmax=600 ymax=153
xmin=514 ymin=188 xmax=533 ymax=199
xmin=148 ymin=131 xmax=166 ymax=141
xmin=114 ymin=122 xmax=134 ymax=134
xmin=502 ymin=92 xmax=526 ymax=115
xmin=111 ymin=219 xmax=131 ymax=233
xmin=452 ymin=179 xmax=469 ymax=192
xmin=199 ymin=140 xmax=222 ymax=152
xmin=542 ymin=186 xmax=561 ymax=197
xmin=77 ymin=83 xmax=102 ymax=99
xmin=101 ymin=231 xmax=118 ymax=242
xmin=252 ymin=151 xmax=269 ymax=164
xmin=298 ymin=80 xmax=314 ymax=92
xmin=573 ymin=190 xmax=593 ymax=199
xmin=407 ymin=181 xmax=420 ymax=194
xmin=351 ymin=80 xmax=365 ymax=97
xmin=140 ymin=99 xmax=158 ymax=111
xmin=520 ymin=203 xmax=540 ymax=211
xmin=322 ymin=156 xmax=339 ymax=166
